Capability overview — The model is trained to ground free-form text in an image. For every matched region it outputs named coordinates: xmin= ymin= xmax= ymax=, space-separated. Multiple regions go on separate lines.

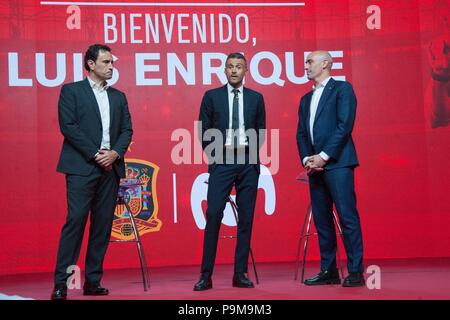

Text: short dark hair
xmin=84 ymin=44 xmax=111 ymax=71
xmin=226 ymin=52 xmax=247 ymax=66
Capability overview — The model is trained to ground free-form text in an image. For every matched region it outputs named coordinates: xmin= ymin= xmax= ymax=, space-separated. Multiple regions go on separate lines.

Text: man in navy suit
xmin=296 ymin=51 xmax=364 ymax=287
xmin=51 ymin=44 xmax=133 ymax=299
xmin=194 ymin=53 xmax=266 ymax=291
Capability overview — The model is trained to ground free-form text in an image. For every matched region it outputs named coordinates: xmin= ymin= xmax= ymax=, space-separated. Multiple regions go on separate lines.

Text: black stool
xmin=110 ymin=179 xmax=150 ymax=291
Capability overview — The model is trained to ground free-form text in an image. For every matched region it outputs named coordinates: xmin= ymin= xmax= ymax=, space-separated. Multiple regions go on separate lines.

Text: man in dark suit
xmin=51 ymin=44 xmax=133 ymax=300
xmin=296 ymin=51 xmax=364 ymax=287
xmin=194 ymin=52 xmax=266 ymax=291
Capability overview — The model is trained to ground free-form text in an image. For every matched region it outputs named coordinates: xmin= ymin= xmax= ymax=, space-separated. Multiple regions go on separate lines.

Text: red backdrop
xmin=0 ymin=0 xmax=449 ymax=275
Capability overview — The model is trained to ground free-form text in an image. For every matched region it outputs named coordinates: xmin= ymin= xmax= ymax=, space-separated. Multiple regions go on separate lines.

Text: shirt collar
xmin=227 ymin=83 xmax=243 ymax=94
xmin=87 ymin=76 xmax=109 ymax=91
xmin=312 ymin=76 xmax=331 ymax=91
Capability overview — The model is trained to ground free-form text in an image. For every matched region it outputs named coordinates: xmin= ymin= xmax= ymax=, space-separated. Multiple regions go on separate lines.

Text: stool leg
xmin=229 ymin=196 xmax=240 ymax=222
xmin=229 ymin=196 xmax=259 ymax=284
xmin=295 ymin=203 xmax=311 ymax=280
xmin=301 ymin=207 xmax=313 ymax=283
xmin=332 ymin=210 xmax=345 ymax=280
xmin=124 ymin=201 xmax=150 ymax=291
xmin=249 ymin=248 xmax=259 ymax=284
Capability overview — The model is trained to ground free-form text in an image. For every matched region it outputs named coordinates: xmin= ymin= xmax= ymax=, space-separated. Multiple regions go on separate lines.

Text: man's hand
xmin=308 ymin=154 xmax=327 ymax=168
xmin=305 ymin=154 xmax=327 ymax=175
xmin=95 ymin=150 xmax=119 ymax=170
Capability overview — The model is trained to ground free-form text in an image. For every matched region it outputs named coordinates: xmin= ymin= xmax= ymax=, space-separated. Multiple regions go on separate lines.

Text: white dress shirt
xmin=225 ymin=83 xmax=248 ymax=146
xmin=87 ymin=76 xmax=111 ymax=150
xmin=302 ymin=76 xmax=331 ymax=166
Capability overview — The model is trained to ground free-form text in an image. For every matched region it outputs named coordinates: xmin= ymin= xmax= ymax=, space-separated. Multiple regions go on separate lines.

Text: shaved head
xmin=305 ymin=50 xmax=334 ymax=83
xmin=310 ymin=51 xmax=333 ymax=70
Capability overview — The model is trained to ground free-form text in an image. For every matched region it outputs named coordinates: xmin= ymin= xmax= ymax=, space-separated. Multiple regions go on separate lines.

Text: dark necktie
xmin=232 ymin=88 xmax=240 ymax=147
xmin=232 ymin=88 xmax=240 ymax=130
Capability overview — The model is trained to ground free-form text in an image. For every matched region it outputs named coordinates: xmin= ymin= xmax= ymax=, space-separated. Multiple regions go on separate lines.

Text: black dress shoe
xmin=193 ymin=275 xmax=212 ymax=291
xmin=304 ymin=270 xmax=341 ymax=286
xmin=50 ymin=285 xmax=67 ymax=300
xmin=343 ymin=272 xmax=365 ymax=287
xmin=83 ymin=283 xmax=109 ymax=296
xmin=232 ymin=273 xmax=254 ymax=288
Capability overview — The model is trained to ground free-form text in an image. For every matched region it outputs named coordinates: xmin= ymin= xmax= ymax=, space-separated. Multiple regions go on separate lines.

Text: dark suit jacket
xmin=296 ymin=78 xmax=359 ymax=170
xmin=199 ymin=85 xmax=266 ymax=173
xmin=56 ymin=78 xmax=133 ymax=177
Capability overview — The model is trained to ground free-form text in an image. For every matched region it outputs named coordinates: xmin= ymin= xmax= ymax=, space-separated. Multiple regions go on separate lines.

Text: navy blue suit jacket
xmin=296 ymin=78 xmax=359 ymax=170
xmin=199 ymin=85 xmax=266 ymax=173
xmin=56 ymin=78 xmax=133 ymax=177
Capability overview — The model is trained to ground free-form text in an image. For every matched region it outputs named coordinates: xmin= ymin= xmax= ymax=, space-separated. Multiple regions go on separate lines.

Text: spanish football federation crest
xmin=112 ymin=159 xmax=162 ymax=240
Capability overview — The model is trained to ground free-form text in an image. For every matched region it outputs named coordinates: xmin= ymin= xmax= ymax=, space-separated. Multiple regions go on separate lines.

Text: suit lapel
xmin=314 ymin=77 xmax=335 ymax=124
xmin=107 ymin=88 xmax=115 ymax=129
xmin=81 ymin=78 xmax=102 ymax=124
xmin=243 ymin=87 xmax=250 ymax=128
xmin=220 ymin=85 xmax=229 ymax=129
xmin=304 ymin=91 xmax=313 ymax=140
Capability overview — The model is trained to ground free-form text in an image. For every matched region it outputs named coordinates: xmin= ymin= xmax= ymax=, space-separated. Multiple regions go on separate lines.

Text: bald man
xmin=296 ymin=51 xmax=365 ymax=287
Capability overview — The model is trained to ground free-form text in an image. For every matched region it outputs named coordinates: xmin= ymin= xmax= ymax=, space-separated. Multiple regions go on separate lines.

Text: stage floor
xmin=1 ymin=258 xmax=449 ymax=300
